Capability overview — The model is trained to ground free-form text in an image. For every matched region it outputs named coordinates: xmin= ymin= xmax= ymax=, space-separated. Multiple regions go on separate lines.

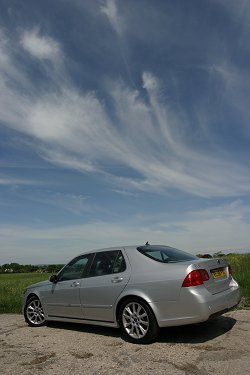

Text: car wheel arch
xmin=25 ymin=292 xmax=39 ymax=303
xmin=115 ymin=294 xmax=156 ymax=324
xmin=24 ymin=292 xmax=45 ymax=312
xmin=116 ymin=295 xmax=160 ymax=343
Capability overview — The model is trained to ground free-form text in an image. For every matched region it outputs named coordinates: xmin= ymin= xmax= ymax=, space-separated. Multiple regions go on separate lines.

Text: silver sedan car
xmin=23 ymin=245 xmax=240 ymax=343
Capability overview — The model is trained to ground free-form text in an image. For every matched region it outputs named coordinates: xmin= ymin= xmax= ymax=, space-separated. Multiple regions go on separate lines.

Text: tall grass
xmin=0 ymin=273 xmax=51 ymax=313
xmin=0 ymin=254 xmax=249 ymax=314
xmin=226 ymin=253 xmax=250 ymax=309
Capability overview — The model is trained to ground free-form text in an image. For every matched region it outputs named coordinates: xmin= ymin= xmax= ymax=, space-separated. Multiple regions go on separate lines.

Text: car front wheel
xmin=119 ymin=298 xmax=159 ymax=344
xmin=24 ymin=296 xmax=46 ymax=327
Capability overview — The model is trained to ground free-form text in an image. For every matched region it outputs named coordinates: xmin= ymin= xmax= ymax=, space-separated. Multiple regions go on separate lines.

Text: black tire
xmin=118 ymin=297 xmax=159 ymax=344
xmin=24 ymin=296 xmax=46 ymax=327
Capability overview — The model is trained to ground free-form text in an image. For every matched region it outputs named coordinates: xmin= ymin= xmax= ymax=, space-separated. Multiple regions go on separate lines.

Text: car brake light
xmin=182 ymin=269 xmax=210 ymax=287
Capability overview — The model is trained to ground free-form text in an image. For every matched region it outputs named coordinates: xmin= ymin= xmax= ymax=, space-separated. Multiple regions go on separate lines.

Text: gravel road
xmin=1 ymin=310 xmax=250 ymax=375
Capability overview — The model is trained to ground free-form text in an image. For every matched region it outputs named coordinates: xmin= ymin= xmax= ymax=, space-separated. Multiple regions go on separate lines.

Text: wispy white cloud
xmin=26 ymin=190 xmax=93 ymax=215
xmin=1 ymin=199 xmax=250 ymax=263
xmin=172 ymin=200 xmax=250 ymax=252
xmin=1 ymin=25 xmax=250 ymax=198
xmin=41 ymin=148 xmax=98 ymax=173
xmin=0 ymin=174 xmax=40 ymax=186
xmin=214 ymin=0 xmax=250 ymax=36
xmin=100 ymin=0 xmax=123 ymax=36
xmin=20 ymin=28 xmax=61 ymax=61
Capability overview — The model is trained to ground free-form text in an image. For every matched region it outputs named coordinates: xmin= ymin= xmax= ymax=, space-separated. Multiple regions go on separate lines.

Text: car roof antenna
xmin=145 ymin=241 xmax=150 ymax=245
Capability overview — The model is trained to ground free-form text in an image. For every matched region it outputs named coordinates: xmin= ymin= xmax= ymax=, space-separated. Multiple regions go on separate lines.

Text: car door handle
xmin=71 ymin=282 xmax=80 ymax=287
xmin=111 ymin=277 xmax=123 ymax=283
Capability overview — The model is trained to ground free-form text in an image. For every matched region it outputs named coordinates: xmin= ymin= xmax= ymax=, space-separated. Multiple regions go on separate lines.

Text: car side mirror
xmin=49 ymin=274 xmax=58 ymax=283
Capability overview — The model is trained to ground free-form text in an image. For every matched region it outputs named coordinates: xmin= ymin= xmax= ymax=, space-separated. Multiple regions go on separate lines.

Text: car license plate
xmin=211 ymin=268 xmax=226 ymax=279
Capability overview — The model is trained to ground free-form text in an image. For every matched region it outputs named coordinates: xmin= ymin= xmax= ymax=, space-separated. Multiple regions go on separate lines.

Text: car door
xmin=41 ymin=254 xmax=92 ymax=319
xmin=81 ymin=250 xmax=131 ymax=322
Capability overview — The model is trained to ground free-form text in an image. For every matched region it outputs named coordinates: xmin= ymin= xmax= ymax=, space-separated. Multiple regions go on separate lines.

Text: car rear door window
xmin=89 ymin=250 xmax=126 ymax=277
xmin=113 ymin=251 xmax=126 ymax=273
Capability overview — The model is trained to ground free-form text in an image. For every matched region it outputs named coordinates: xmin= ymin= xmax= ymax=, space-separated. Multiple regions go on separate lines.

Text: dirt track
xmin=0 ymin=310 xmax=250 ymax=375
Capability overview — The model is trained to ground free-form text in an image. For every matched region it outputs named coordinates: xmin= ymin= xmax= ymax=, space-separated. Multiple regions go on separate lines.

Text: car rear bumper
xmin=150 ymin=279 xmax=241 ymax=328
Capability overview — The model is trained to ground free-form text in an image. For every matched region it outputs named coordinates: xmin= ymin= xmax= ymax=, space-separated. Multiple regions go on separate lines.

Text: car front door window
xmin=59 ymin=255 xmax=90 ymax=281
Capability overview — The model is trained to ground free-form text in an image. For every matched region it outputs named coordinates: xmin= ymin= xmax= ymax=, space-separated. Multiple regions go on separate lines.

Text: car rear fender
xmin=115 ymin=289 xmax=154 ymax=323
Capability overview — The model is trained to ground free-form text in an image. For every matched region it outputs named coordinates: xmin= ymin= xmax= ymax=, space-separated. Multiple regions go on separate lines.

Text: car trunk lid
xmin=189 ymin=258 xmax=231 ymax=294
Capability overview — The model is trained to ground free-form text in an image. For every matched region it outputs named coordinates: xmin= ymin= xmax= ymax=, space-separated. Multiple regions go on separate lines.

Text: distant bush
xmin=0 ymin=263 xmax=64 ymax=274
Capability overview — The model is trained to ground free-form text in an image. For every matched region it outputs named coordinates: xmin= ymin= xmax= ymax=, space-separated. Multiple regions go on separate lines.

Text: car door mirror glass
xmin=49 ymin=274 xmax=58 ymax=283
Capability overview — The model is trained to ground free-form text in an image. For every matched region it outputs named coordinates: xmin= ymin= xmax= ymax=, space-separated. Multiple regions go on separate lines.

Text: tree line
xmin=0 ymin=263 xmax=65 ymax=274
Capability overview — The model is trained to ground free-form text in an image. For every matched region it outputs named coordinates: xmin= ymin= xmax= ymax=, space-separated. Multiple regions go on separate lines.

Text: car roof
xmin=77 ymin=245 xmax=136 ymax=256
xmin=77 ymin=244 xmax=176 ymax=256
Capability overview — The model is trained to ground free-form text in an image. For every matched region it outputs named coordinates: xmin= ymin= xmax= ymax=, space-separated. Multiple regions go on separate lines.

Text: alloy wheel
xmin=25 ymin=297 xmax=45 ymax=326
xmin=122 ymin=301 xmax=149 ymax=339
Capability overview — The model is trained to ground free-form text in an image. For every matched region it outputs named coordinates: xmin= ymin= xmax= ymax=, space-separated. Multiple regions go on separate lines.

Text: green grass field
xmin=226 ymin=253 xmax=250 ymax=309
xmin=0 ymin=273 xmax=51 ymax=314
xmin=0 ymin=253 xmax=249 ymax=314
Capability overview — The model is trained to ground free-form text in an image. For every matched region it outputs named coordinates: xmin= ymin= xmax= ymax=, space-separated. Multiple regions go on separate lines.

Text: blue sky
xmin=1 ymin=0 xmax=250 ymax=264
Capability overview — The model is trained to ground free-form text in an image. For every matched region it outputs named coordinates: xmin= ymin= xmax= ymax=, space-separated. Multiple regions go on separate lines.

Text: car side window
xmin=113 ymin=251 xmax=126 ymax=273
xmin=146 ymin=250 xmax=169 ymax=262
xmin=59 ymin=255 xmax=91 ymax=281
xmin=89 ymin=250 xmax=126 ymax=277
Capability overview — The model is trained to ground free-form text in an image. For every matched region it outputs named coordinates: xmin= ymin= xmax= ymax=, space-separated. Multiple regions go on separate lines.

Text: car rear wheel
xmin=119 ymin=298 xmax=159 ymax=344
xmin=24 ymin=296 xmax=46 ymax=327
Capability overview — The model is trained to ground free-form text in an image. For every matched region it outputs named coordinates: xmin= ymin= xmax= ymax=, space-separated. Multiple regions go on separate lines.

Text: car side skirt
xmin=45 ymin=315 xmax=119 ymax=328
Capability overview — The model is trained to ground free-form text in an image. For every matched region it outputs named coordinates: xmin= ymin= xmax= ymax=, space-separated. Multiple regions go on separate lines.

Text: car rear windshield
xmin=137 ymin=246 xmax=197 ymax=263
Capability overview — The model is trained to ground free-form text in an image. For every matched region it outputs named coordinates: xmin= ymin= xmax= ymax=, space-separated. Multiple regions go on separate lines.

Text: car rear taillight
xmin=182 ymin=269 xmax=210 ymax=287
